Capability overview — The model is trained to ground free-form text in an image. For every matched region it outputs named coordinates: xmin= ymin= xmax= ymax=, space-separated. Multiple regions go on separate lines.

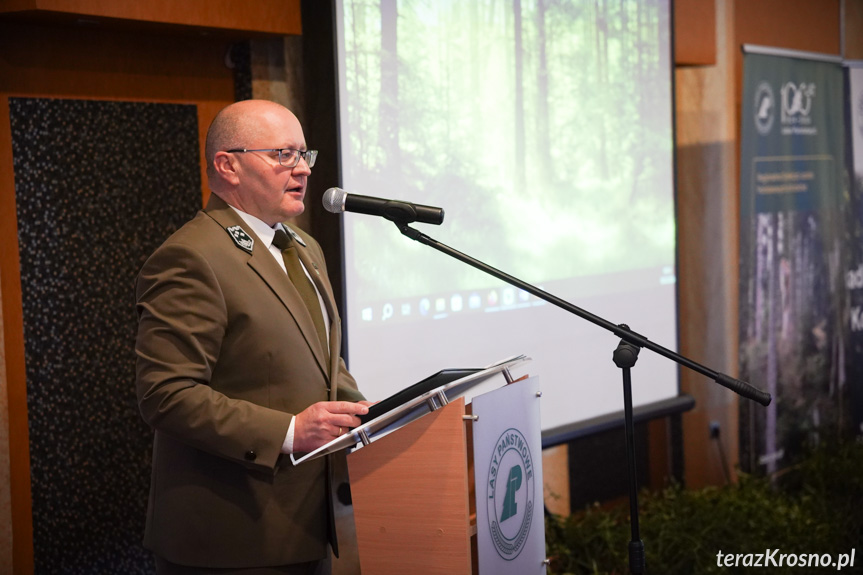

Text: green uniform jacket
xmin=135 ymin=193 xmax=363 ymax=568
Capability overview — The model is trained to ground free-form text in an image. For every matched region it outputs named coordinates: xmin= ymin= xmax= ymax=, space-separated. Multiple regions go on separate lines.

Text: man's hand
xmin=293 ymin=401 xmax=369 ymax=453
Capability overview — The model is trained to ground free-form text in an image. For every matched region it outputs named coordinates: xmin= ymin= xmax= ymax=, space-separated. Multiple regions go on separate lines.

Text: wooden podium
xmin=348 ymin=398 xmax=474 ymax=574
xmin=346 ymin=373 xmax=546 ymax=575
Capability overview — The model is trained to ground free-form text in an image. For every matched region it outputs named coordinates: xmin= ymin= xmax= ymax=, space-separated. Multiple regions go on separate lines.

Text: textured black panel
xmin=10 ymin=98 xmax=201 ymax=574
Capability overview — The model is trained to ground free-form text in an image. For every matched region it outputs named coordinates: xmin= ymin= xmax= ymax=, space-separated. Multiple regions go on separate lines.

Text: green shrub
xmin=545 ymin=441 xmax=863 ymax=575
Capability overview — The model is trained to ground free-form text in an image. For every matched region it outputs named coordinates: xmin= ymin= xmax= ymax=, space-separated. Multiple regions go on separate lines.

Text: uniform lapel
xmin=204 ymin=195 xmax=330 ymax=378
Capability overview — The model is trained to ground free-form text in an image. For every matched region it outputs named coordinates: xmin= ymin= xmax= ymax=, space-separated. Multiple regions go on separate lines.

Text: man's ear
xmin=213 ymin=151 xmax=241 ymax=186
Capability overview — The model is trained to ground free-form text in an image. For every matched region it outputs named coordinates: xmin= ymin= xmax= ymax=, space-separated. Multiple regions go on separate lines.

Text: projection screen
xmin=333 ymin=0 xmax=679 ymax=440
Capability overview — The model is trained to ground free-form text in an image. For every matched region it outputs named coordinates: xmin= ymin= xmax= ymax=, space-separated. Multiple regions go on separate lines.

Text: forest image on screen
xmin=337 ymin=0 xmax=677 ymax=432
xmin=340 ymin=0 xmax=673 ymax=301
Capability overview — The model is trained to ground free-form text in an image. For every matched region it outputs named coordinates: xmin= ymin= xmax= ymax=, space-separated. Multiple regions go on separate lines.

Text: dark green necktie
xmin=272 ymin=228 xmax=329 ymax=361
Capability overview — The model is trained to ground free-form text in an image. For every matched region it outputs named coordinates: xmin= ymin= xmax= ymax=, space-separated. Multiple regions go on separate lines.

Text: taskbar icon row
xmin=358 ymin=286 xmax=541 ymax=323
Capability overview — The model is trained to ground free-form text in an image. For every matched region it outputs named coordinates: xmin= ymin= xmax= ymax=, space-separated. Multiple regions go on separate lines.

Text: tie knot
xmin=272 ymin=227 xmax=292 ymax=251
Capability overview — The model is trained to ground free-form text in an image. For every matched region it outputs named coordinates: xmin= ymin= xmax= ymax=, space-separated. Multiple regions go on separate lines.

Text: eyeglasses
xmin=225 ymin=148 xmax=318 ymax=168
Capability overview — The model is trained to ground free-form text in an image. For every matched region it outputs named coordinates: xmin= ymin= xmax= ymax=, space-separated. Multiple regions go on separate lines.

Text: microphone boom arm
xmin=394 ymin=222 xmax=771 ymax=406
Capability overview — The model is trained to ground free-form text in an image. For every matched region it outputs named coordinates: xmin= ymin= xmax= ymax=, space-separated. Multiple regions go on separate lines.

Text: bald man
xmin=136 ymin=100 xmax=368 ymax=574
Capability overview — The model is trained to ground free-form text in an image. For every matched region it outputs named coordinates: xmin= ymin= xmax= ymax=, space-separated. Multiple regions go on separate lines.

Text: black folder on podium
xmin=358 ymin=368 xmax=479 ymax=424
xmin=290 ymin=354 xmax=528 ymax=465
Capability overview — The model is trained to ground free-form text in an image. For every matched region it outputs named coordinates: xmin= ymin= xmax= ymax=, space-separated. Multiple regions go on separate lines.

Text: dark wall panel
xmin=10 ymin=98 xmax=200 ymax=574
xmin=568 ymin=422 xmax=650 ymax=510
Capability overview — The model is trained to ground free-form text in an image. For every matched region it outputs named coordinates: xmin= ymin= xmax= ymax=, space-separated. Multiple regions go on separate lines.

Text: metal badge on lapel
xmin=226 ymin=225 xmax=254 ymax=253
xmin=286 ymin=227 xmax=307 ymax=247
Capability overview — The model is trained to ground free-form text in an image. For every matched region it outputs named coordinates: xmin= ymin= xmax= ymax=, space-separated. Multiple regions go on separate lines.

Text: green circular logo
xmin=486 ymin=428 xmax=535 ymax=561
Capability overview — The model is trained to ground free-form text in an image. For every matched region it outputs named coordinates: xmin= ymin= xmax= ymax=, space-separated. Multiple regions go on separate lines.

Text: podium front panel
xmin=348 ymin=398 xmax=472 ymax=575
xmin=472 ymin=376 xmax=546 ymax=574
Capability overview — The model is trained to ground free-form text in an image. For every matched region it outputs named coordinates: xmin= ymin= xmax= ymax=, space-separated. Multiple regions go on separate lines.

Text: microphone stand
xmin=393 ymin=221 xmax=771 ymax=575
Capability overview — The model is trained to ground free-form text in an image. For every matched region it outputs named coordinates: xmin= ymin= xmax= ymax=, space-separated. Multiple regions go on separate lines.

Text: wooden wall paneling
xmin=845 ymin=0 xmax=863 ymax=59
xmin=0 ymin=0 xmax=302 ymax=36
xmin=734 ymin=0 xmax=841 ymax=58
xmin=675 ymin=0 xmax=742 ymax=489
xmin=674 ymin=0 xmax=717 ymax=65
xmin=0 ymin=262 xmax=11 ymax=575
xmin=0 ymin=94 xmax=35 ymax=575
xmin=0 ymin=20 xmax=236 ymax=204
xmin=541 ymin=444 xmax=570 ymax=516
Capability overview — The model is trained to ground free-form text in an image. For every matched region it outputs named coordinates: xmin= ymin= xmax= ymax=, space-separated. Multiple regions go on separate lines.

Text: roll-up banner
xmin=846 ymin=62 xmax=863 ymax=440
xmin=738 ymin=47 xmax=850 ymax=474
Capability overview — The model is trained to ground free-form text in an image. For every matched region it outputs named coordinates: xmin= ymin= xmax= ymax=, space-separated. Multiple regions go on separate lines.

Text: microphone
xmin=322 ymin=187 xmax=444 ymax=225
